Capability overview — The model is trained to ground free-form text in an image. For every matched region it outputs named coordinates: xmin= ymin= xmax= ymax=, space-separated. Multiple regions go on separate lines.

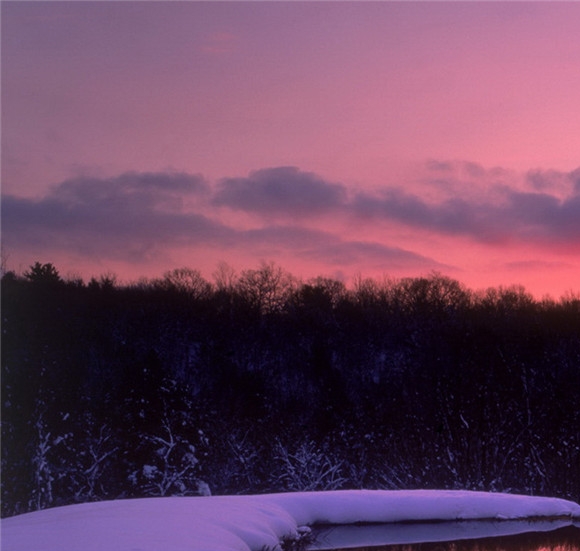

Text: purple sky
xmin=2 ymin=1 xmax=580 ymax=297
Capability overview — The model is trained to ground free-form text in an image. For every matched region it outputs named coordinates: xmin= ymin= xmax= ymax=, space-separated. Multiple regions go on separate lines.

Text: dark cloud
xmin=1 ymin=172 xmax=224 ymax=262
xmin=496 ymin=188 xmax=580 ymax=242
xmin=525 ymin=168 xmax=579 ymax=197
xmin=353 ymin=165 xmax=580 ymax=246
xmin=526 ymin=170 xmax=562 ymax=192
xmin=51 ymin=171 xmax=208 ymax=211
xmin=352 ymin=190 xmax=504 ymax=242
xmin=507 ymin=190 xmax=560 ymax=225
xmin=213 ymin=166 xmax=347 ymax=215
xmin=549 ymin=193 xmax=580 ymax=240
xmin=573 ymin=169 xmax=580 ymax=192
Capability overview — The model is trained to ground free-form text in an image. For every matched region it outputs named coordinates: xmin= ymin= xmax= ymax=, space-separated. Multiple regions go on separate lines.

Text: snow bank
xmin=1 ymin=496 xmax=295 ymax=551
xmin=256 ymin=489 xmax=580 ymax=525
xmin=2 ymin=490 xmax=579 ymax=551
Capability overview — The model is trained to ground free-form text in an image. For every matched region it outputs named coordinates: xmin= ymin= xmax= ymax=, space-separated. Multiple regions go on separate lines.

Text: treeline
xmin=2 ymin=261 xmax=580 ymax=517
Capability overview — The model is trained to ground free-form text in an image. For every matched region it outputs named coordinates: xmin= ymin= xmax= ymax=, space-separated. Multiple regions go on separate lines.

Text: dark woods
xmin=2 ymin=262 xmax=579 ymax=517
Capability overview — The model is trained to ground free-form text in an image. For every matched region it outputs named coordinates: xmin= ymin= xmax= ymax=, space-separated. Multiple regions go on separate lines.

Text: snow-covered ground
xmin=2 ymin=490 xmax=580 ymax=551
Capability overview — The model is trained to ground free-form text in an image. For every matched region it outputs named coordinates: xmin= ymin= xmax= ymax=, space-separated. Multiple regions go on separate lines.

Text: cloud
xmin=352 ymin=164 xmax=580 ymax=246
xmin=240 ymin=225 xmax=448 ymax=271
xmin=526 ymin=169 xmax=572 ymax=194
xmin=51 ymin=171 xmax=208 ymax=211
xmin=299 ymin=238 xmax=452 ymax=271
xmin=213 ymin=166 xmax=347 ymax=216
xmin=1 ymin=172 xmax=223 ymax=262
xmin=3 ymin=163 xmax=579 ymax=279
xmin=352 ymin=189 xmax=505 ymax=242
xmin=2 ymin=170 xmax=447 ymax=273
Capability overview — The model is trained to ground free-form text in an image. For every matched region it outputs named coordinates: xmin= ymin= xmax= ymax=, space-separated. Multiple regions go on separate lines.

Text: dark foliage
xmin=2 ymin=264 xmax=579 ymax=517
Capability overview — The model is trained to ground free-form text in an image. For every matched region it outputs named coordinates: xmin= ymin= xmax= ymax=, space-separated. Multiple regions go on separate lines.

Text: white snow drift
xmin=2 ymin=490 xmax=580 ymax=551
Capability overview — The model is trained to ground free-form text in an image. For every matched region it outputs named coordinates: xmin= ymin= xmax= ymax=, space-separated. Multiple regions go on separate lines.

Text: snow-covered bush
xmin=65 ymin=416 xmax=119 ymax=502
xmin=129 ymin=410 xmax=210 ymax=497
xmin=271 ymin=440 xmax=346 ymax=492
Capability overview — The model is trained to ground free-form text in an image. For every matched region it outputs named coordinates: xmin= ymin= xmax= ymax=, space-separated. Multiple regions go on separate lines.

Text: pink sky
xmin=2 ymin=1 xmax=580 ymax=297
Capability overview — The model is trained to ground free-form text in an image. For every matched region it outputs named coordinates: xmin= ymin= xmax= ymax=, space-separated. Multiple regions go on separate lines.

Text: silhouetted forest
xmin=2 ymin=262 xmax=579 ymax=517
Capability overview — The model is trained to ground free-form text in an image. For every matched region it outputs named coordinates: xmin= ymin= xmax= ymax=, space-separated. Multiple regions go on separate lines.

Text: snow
xmin=2 ymin=490 xmax=579 ymax=551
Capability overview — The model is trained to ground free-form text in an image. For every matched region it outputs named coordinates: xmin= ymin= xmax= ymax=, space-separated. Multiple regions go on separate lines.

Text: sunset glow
xmin=2 ymin=1 xmax=580 ymax=297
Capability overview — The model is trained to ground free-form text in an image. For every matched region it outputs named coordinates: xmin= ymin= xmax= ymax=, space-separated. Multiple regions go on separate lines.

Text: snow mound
xmin=257 ymin=489 xmax=580 ymax=525
xmin=2 ymin=490 xmax=579 ymax=551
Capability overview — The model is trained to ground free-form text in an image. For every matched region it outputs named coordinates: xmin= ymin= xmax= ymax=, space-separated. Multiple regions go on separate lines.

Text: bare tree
xmin=212 ymin=261 xmax=237 ymax=292
xmin=161 ymin=267 xmax=212 ymax=299
xmin=238 ymin=261 xmax=296 ymax=314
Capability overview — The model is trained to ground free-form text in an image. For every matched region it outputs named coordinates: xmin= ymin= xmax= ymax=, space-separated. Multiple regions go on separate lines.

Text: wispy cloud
xmin=241 ymin=225 xmax=446 ymax=271
xmin=504 ymin=259 xmax=574 ymax=271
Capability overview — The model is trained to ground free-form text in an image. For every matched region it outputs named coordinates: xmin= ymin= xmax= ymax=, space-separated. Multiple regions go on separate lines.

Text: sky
xmin=2 ymin=1 xmax=580 ymax=298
